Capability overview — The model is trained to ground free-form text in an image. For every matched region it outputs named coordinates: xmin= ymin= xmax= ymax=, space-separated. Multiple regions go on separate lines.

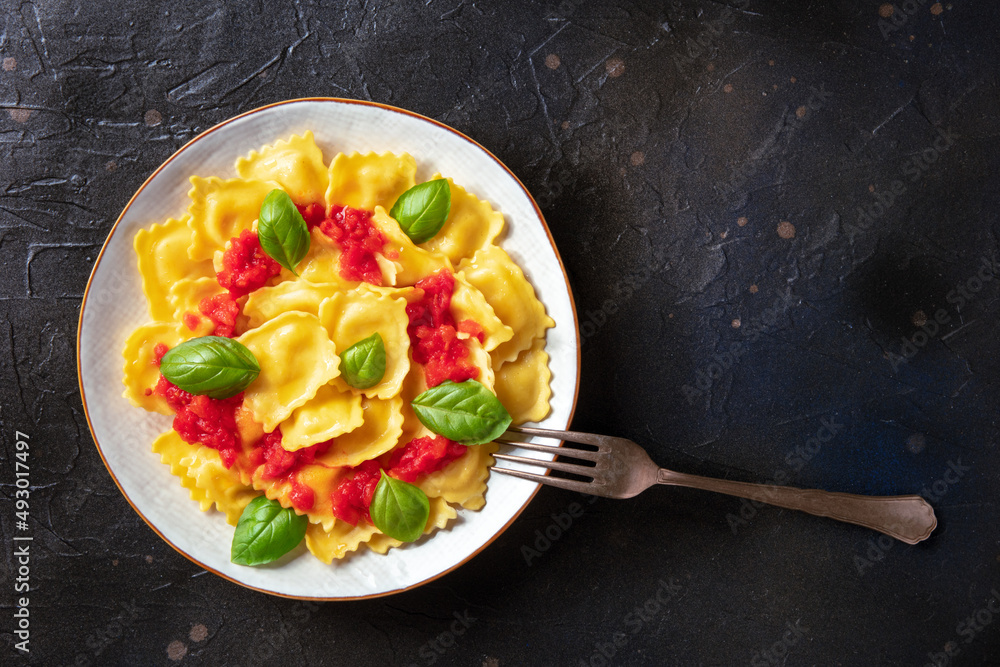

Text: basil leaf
xmin=389 ymin=179 xmax=451 ymax=244
xmin=258 ymin=189 xmax=310 ymax=275
xmin=231 ymin=496 xmax=307 ymax=566
xmin=411 ymin=380 xmax=512 ymax=445
xmin=340 ymin=332 xmax=386 ymax=389
xmin=160 ymin=336 xmax=260 ymax=399
xmin=370 ymin=470 xmax=430 ymax=542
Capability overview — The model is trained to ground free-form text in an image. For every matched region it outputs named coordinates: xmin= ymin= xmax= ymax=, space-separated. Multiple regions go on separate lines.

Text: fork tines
xmin=492 ymin=426 xmax=603 ymax=493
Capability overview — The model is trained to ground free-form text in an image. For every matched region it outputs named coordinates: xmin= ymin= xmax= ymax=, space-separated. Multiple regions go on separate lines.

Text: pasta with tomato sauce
xmin=122 ymin=132 xmax=553 ymax=563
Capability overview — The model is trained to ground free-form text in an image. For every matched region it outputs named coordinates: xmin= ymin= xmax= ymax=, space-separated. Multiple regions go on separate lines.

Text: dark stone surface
xmin=2 ymin=0 xmax=999 ymax=665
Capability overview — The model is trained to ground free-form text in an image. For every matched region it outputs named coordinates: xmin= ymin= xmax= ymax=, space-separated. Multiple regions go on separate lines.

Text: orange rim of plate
xmin=76 ymin=97 xmax=582 ymax=600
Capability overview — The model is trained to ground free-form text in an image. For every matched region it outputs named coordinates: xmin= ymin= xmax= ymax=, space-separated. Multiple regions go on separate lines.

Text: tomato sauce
xmin=240 ymin=428 xmax=332 ymax=512
xmin=153 ymin=343 xmax=169 ymax=365
xmin=387 ymin=435 xmax=467 ymax=483
xmin=406 ymin=270 xmax=480 ymax=387
xmin=197 ymin=292 xmax=240 ymax=337
xmin=330 ymin=459 xmax=382 ymax=525
xmin=249 ymin=428 xmax=331 ymax=482
xmin=182 ymin=312 xmax=201 ymax=332
xmin=295 ymin=202 xmax=326 ymax=230
xmin=288 ymin=481 xmax=315 ymax=513
xmin=328 ymin=435 xmax=467 ymax=526
xmin=217 ymin=229 xmax=282 ymax=298
xmin=153 ymin=375 xmax=243 ymax=468
xmin=319 ymin=205 xmax=386 ymax=285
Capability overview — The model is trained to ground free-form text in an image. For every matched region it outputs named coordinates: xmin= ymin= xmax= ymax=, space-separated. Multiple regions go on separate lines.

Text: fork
xmin=493 ymin=426 xmax=937 ymax=545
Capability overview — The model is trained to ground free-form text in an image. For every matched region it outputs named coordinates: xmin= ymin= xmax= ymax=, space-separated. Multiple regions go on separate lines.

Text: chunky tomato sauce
xmin=241 ymin=428 xmax=332 ymax=511
xmin=388 ymin=435 xmax=467 ymax=483
xmin=217 ymin=229 xmax=282 ymax=298
xmin=198 ymin=292 xmax=240 ymax=337
xmin=248 ymin=428 xmax=332 ymax=481
xmin=295 ymin=202 xmax=326 ymax=230
xmin=182 ymin=312 xmax=201 ymax=332
xmin=154 ymin=214 xmax=483 ymax=525
xmin=406 ymin=270 xmax=480 ymax=387
xmin=153 ymin=343 xmax=169 ymax=364
xmin=153 ymin=375 xmax=243 ymax=468
xmin=330 ymin=459 xmax=382 ymax=525
xmin=319 ymin=205 xmax=386 ymax=285
xmin=329 ymin=435 xmax=467 ymax=525
xmin=288 ymin=481 xmax=315 ymax=513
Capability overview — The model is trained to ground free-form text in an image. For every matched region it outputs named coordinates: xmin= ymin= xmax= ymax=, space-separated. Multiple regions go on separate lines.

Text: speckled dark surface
xmin=2 ymin=1 xmax=999 ymax=665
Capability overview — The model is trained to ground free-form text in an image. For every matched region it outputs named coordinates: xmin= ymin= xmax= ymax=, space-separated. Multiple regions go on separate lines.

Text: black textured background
xmin=3 ymin=1 xmax=1000 ymax=665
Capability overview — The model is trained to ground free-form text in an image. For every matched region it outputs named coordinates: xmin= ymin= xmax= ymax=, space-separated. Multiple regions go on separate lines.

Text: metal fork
xmin=493 ymin=426 xmax=937 ymax=545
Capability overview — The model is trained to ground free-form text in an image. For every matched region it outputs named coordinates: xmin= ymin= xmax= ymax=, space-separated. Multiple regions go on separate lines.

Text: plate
xmin=77 ymin=98 xmax=580 ymax=599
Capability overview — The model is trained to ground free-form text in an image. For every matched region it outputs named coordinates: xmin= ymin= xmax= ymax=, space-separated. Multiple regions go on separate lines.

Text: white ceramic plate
xmin=77 ymin=99 xmax=580 ymax=599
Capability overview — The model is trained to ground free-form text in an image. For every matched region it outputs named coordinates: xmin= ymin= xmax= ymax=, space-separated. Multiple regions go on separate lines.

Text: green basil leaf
xmin=231 ymin=496 xmax=307 ymax=566
xmin=411 ymin=380 xmax=512 ymax=445
xmin=370 ymin=470 xmax=430 ymax=542
xmin=258 ymin=189 xmax=310 ymax=275
xmin=389 ymin=179 xmax=451 ymax=244
xmin=340 ymin=332 xmax=386 ymax=389
xmin=160 ymin=336 xmax=260 ymax=399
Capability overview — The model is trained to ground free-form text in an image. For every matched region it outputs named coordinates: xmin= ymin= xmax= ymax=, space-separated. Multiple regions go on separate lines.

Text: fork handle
xmin=657 ymin=469 xmax=937 ymax=544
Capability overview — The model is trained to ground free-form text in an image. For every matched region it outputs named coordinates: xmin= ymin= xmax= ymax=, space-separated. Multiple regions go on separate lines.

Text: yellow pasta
xmin=183 ymin=445 xmax=258 ymax=525
xmin=298 ymin=228 xmax=352 ymax=285
xmin=167 ymin=277 xmax=225 ymax=326
xmin=451 ymin=272 xmax=513 ymax=353
xmin=371 ymin=207 xmax=451 ymax=286
xmin=236 ymin=131 xmax=329 ymax=204
xmin=152 ymin=430 xmax=212 ymax=507
xmin=317 ymin=287 xmax=410 ymax=400
xmin=237 ymin=312 xmax=342 ymax=432
xmin=417 ymin=442 xmax=499 ymax=510
xmin=122 ymin=321 xmax=210 ymax=414
xmin=315 ymin=397 xmax=405 ymax=468
xmin=459 ymin=245 xmax=554 ymax=365
xmin=305 ymin=520 xmax=380 ymax=564
xmin=398 ymin=363 xmax=429 ymax=441
xmin=243 ymin=278 xmax=344 ymax=329
xmin=466 ymin=338 xmax=495 ymax=392
xmin=125 ymin=133 xmax=556 ymax=565
xmin=281 ymin=384 xmax=364 ymax=451
xmin=494 ymin=339 xmax=552 ymax=424
xmin=134 ymin=216 xmax=214 ymax=320
xmin=326 ymin=152 xmax=416 ymax=210
xmin=187 ymin=176 xmax=279 ymax=262
xmin=421 ymin=175 xmax=505 ymax=264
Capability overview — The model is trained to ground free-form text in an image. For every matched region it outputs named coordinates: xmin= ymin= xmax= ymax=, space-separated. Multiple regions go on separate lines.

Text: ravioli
xmin=134 ymin=216 xmax=214 ymax=320
xmin=183 ymin=444 xmax=258 ymax=525
xmin=124 ymin=133 xmax=557 ymax=565
xmin=314 ymin=397 xmax=405 ymax=468
xmin=187 ymin=176 xmax=279 ymax=262
xmin=167 ymin=277 xmax=226 ymax=325
xmin=371 ymin=207 xmax=451 ymax=287
xmin=237 ymin=312 xmax=342 ymax=432
xmin=236 ymin=131 xmax=329 ymax=204
xmin=281 ymin=384 xmax=364 ymax=451
xmin=122 ymin=321 xmax=210 ymax=414
xmin=451 ymin=272 xmax=513 ymax=353
xmin=421 ymin=175 xmax=505 ymax=264
xmin=494 ymin=339 xmax=552 ymax=423
xmin=243 ymin=279 xmax=344 ymax=329
xmin=326 ymin=152 xmax=416 ymax=211
xmin=317 ymin=287 xmax=411 ymax=400
xmin=459 ymin=245 xmax=554 ymax=365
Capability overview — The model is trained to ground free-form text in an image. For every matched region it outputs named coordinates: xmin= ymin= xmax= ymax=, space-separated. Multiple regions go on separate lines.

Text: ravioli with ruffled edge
xmin=122 ymin=131 xmax=554 ymax=564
